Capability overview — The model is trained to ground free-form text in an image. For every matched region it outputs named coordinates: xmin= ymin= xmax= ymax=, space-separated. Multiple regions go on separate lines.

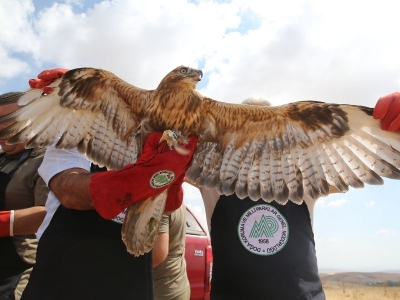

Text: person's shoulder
xmin=170 ymin=204 xmax=186 ymax=224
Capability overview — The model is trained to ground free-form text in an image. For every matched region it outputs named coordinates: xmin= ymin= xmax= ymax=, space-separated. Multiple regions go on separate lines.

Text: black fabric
xmin=0 ymin=150 xmax=33 ymax=299
xmin=0 ymin=273 xmax=23 ymax=300
xmin=210 ymin=195 xmax=325 ymax=300
xmin=21 ymin=205 xmax=154 ymax=300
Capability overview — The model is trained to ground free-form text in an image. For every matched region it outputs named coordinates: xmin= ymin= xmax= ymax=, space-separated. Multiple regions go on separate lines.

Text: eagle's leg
xmin=121 ymin=129 xmax=184 ymax=256
xmin=121 ymin=190 xmax=168 ymax=256
xmin=160 ymin=130 xmax=188 ymax=154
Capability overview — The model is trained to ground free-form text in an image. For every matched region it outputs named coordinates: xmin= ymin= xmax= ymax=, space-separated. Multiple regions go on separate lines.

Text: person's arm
xmin=89 ymin=133 xmax=198 ymax=219
xmin=48 ymin=167 xmax=94 ymax=210
xmin=153 ymin=214 xmax=170 ymax=267
xmin=0 ymin=207 xmax=47 ymax=237
xmin=1 ymin=168 xmax=50 ymax=236
xmin=40 ymin=132 xmax=197 ymax=218
xmin=13 ymin=206 xmax=46 ymax=235
xmin=153 ymin=233 xmax=169 ymax=267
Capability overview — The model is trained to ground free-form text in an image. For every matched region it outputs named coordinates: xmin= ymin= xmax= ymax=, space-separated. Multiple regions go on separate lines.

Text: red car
xmin=185 ymin=206 xmax=213 ymax=300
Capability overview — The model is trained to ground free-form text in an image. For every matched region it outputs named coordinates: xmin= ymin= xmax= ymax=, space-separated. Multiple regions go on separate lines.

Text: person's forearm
xmin=49 ymin=168 xmax=95 ymax=210
xmin=152 ymin=233 xmax=169 ymax=267
xmin=13 ymin=206 xmax=47 ymax=235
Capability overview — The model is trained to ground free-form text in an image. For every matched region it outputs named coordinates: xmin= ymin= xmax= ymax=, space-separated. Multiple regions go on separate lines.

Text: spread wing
xmin=1 ymin=66 xmax=400 ymax=206
xmin=187 ymin=99 xmax=400 ymax=204
xmin=0 ymin=68 xmax=153 ymax=169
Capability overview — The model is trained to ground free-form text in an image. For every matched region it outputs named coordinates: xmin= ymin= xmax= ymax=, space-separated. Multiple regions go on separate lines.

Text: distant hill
xmin=319 ymin=272 xmax=400 ymax=286
xmin=382 ymin=270 xmax=400 ymax=274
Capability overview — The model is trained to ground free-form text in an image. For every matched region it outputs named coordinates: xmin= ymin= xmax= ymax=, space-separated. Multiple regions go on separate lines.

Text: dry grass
xmin=323 ymin=280 xmax=400 ymax=300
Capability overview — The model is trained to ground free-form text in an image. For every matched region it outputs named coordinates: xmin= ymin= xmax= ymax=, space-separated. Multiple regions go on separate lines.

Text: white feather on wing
xmin=0 ymin=67 xmax=399 ymax=205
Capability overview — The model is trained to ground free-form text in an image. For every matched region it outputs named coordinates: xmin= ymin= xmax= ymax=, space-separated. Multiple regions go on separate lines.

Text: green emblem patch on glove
xmin=150 ymin=170 xmax=175 ymax=189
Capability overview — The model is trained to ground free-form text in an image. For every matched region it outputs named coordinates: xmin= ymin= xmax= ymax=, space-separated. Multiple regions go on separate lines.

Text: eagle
xmin=1 ymin=66 xmax=400 ymax=256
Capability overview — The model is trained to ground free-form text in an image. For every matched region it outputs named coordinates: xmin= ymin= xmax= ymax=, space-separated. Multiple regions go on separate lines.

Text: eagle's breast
xmin=147 ymin=89 xmax=203 ymax=136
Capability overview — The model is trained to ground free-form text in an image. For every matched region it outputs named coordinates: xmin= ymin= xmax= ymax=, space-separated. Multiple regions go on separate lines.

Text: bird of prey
xmin=0 ymin=66 xmax=399 ymax=256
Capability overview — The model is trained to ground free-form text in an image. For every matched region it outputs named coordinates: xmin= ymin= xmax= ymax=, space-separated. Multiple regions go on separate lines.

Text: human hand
xmin=29 ymin=68 xmax=68 ymax=94
xmin=89 ymin=132 xmax=198 ymax=219
xmin=136 ymin=133 xmax=197 ymax=212
xmin=373 ymin=92 xmax=400 ymax=131
xmin=164 ymin=174 xmax=185 ymax=213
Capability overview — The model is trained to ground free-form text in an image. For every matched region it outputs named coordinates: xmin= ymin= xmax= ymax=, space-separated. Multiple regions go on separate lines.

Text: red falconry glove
xmin=89 ymin=132 xmax=198 ymax=219
xmin=29 ymin=68 xmax=68 ymax=94
xmin=164 ymin=173 xmax=185 ymax=213
xmin=373 ymin=92 xmax=400 ymax=131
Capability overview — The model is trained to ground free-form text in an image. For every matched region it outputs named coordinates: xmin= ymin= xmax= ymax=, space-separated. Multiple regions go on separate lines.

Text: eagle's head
xmin=157 ymin=66 xmax=203 ymax=91
xmin=147 ymin=65 xmax=205 ymax=136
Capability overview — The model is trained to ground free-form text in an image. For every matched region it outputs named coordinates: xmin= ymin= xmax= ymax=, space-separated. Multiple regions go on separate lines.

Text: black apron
xmin=0 ymin=150 xmax=33 ymax=300
xmin=210 ymin=195 xmax=325 ymax=300
xmin=21 ymin=166 xmax=154 ymax=300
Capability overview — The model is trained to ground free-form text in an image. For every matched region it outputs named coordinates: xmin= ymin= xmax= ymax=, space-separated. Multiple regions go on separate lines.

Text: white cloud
xmin=2 ymin=0 xmax=400 ymax=105
xmin=22 ymin=0 xmax=245 ymax=87
xmin=375 ymin=230 xmax=396 ymax=238
xmin=364 ymin=201 xmax=376 ymax=208
xmin=315 ymin=198 xmax=327 ymax=207
xmin=327 ymin=198 xmax=347 ymax=207
xmin=0 ymin=0 xmax=37 ymax=79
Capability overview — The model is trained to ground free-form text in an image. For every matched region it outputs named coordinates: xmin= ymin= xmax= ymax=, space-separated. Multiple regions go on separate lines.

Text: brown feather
xmin=1 ymin=65 xmax=400 ymax=256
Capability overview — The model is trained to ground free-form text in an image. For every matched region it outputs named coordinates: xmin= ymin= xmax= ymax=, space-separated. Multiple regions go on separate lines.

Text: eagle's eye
xmin=180 ymin=68 xmax=188 ymax=74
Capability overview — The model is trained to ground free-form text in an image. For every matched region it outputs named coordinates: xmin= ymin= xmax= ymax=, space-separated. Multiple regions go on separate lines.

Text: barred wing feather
xmin=1 ymin=66 xmax=400 ymax=256
xmin=186 ymin=102 xmax=400 ymax=204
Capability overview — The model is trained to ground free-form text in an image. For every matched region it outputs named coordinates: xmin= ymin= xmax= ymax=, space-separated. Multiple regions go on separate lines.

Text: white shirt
xmin=36 ymin=144 xmax=90 ymax=239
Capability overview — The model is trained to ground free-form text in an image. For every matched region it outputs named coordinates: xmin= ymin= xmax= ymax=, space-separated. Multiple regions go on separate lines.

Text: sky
xmin=1 ymin=0 xmax=400 ymax=272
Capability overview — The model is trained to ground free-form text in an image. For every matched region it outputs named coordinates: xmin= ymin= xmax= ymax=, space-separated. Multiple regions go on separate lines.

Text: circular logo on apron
xmin=237 ymin=204 xmax=289 ymax=256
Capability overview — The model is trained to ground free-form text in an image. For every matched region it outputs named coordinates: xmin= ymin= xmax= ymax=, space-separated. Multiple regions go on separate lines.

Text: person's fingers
xmin=388 ymin=112 xmax=400 ymax=131
xmin=374 ymin=94 xmax=394 ymax=119
xmin=37 ymin=68 xmax=68 ymax=80
xmin=379 ymin=98 xmax=400 ymax=131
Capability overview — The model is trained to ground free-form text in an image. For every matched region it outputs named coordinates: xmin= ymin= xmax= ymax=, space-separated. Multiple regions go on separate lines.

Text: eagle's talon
xmin=159 ymin=130 xmax=183 ymax=146
xmin=159 ymin=130 xmax=189 ymax=155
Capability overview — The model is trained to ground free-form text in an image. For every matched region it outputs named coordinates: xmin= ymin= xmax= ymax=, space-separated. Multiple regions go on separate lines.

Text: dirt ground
xmin=323 ymin=281 xmax=400 ymax=300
